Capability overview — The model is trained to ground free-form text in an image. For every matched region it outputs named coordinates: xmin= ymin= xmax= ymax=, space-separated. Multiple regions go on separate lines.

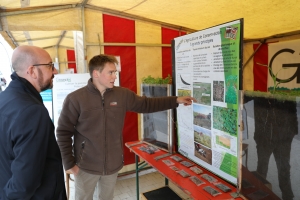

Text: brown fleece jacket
xmin=56 ymin=79 xmax=177 ymax=175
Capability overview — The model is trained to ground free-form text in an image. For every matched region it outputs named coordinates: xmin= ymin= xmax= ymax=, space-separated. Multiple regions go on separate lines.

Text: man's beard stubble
xmin=37 ymin=68 xmax=54 ymax=92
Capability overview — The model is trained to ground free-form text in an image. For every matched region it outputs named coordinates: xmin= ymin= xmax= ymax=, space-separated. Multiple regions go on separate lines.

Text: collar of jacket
xmin=11 ymin=72 xmax=43 ymax=104
xmin=87 ymin=78 xmax=113 ymax=95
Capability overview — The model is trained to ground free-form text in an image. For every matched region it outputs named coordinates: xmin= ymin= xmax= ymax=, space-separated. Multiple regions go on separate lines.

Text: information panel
xmin=173 ymin=19 xmax=243 ymax=184
xmin=41 ymin=89 xmax=53 ymax=120
xmin=52 ymin=73 xmax=90 ymax=129
xmin=52 ymin=72 xmax=120 ymax=129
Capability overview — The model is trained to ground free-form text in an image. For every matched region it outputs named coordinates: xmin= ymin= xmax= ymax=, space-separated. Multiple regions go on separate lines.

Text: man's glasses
xmin=33 ymin=63 xmax=55 ymax=71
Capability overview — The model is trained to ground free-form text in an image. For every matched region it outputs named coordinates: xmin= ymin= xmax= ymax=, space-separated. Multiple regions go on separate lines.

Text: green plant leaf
xmin=141 ymin=74 xmax=172 ymax=84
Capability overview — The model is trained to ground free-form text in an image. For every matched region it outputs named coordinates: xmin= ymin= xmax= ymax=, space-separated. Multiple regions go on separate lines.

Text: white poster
xmin=52 ymin=72 xmax=120 ymax=129
xmin=174 ymin=19 xmax=242 ymax=184
xmin=268 ymin=39 xmax=300 ymax=90
xmin=40 ymin=89 xmax=53 ymax=120
xmin=52 ymin=73 xmax=90 ymax=129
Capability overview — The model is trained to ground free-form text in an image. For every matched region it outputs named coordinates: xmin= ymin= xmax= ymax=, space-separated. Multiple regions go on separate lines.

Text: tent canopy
xmin=1 ymin=0 xmax=300 ymax=49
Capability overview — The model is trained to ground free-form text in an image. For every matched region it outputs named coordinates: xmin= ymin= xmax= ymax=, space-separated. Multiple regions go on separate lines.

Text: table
xmin=126 ymin=141 xmax=244 ymax=200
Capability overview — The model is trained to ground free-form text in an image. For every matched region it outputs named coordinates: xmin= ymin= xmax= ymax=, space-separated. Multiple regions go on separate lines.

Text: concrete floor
xmin=66 ymin=169 xmax=191 ymax=200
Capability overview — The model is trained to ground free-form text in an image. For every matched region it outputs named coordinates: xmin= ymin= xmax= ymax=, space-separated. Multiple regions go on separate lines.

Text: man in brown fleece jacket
xmin=56 ymin=54 xmax=196 ymax=200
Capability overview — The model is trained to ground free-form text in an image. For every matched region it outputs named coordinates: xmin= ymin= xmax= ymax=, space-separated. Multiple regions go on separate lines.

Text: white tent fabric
xmin=1 ymin=0 xmax=300 ymax=40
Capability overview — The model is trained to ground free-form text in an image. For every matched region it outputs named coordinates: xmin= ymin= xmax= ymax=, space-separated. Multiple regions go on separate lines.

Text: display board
xmin=173 ymin=19 xmax=243 ymax=184
xmin=52 ymin=73 xmax=90 ymax=129
xmin=40 ymin=89 xmax=53 ymax=120
xmin=141 ymin=84 xmax=173 ymax=153
xmin=52 ymin=72 xmax=120 ymax=129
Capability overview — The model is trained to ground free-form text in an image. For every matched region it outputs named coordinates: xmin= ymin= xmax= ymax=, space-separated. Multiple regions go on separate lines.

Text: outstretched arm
xmin=176 ymin=96 xmax=197 ymax=106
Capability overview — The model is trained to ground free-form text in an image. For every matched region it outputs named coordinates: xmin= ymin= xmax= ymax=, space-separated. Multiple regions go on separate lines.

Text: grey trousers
xmin=74 ymin=169 xmax=118 ymax=200
xmin=256 ymin=139 xmax=294 ymax=200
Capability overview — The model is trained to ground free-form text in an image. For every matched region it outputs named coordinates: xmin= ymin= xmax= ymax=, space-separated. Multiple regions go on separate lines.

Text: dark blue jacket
xmin=0 ymin=72 xmax=66 ymax=200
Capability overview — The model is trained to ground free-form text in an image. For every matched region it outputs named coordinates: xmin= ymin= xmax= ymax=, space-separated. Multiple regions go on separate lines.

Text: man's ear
xmin=93 ymin=69 xmax=99 ymax=78
xmin=27 ymin=65 xmax=37 ymax=79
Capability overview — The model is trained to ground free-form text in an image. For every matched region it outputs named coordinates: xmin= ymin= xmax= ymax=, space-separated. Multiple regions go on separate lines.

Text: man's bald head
xmin=11 ymin=46 xmax=49 ymax=74
xmin=10 ymin=45 xmax=55 ymax=92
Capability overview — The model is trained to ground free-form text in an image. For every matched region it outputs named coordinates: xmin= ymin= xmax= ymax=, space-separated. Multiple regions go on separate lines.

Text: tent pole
xmin=82 ymin=5 xmax=87 ymax=73
xmin=86 ymin=42 xmax=171 ymax=47
xmin=5 ymin=31 xmax=18 ymax=47
xmin=85 ymin=5 xmax=196 ymax=33
xmin=43 ymin=45 xmax=74 ymax=50
xmin=0 ymin=5 xmax=75 ymax=17
xmin=14 ymin=35 xmax=72 ymax=43
xmin=242 ymin=39 xmax=266 ymax=70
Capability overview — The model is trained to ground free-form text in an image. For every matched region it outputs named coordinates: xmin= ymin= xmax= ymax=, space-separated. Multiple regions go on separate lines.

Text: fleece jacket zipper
xmin=102 ymin=94 xmax=107 ymax=175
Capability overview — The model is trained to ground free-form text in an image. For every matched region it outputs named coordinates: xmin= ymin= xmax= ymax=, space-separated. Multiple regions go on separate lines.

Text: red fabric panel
xmin=162 ymin=28 xmax=186 ymax=78
xmin=103 ymin=15 xmax=135 ymax=43
xmin=103 ymin=14 xmax=137 ymax=165
xmin=66 ymin=49 xmax=77 ymax=73
xmin=253 ymin=43 xmax=268 ymax=92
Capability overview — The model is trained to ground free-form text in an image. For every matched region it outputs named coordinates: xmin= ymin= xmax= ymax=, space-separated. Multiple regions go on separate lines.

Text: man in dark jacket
xmin=56 ymin=54 xmax=196 ymax=200
xmin=0 ymin=45 xmax=67 ymax=200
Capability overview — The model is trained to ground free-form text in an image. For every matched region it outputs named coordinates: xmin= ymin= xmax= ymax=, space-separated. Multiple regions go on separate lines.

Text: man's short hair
xmin=88 ymin=54 xmax=118 ymax=77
